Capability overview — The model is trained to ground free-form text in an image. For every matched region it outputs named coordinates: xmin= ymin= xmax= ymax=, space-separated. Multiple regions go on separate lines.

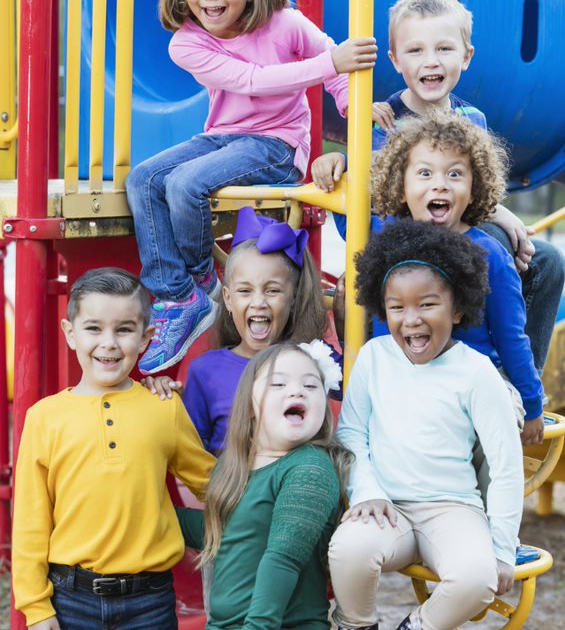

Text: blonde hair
xmin=371 ymin=111 xmax=509 ymax=226
xmin=159 ymin=0 xmax=290 ymax=33
xmin=217 ymin=240 xmax=329 ymax=348
xmin=388 ymin=0 xmax=473 ymax=53
xmin=201 ymin=343 xmax=353 ymax=564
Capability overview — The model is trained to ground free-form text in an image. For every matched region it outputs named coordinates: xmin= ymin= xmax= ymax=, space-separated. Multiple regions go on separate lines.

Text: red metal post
xmin=49 ymin=0 xmax=59 ymax=179
xmin=11 ymin=0 xmax=54 ymax=627
xmin=297 ymin=0 xmax=324 ymax=265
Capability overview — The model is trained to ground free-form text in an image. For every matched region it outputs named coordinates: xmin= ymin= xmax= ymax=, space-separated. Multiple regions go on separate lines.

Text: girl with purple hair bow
xmin=142 ymin=206 xmax=342 ymax=455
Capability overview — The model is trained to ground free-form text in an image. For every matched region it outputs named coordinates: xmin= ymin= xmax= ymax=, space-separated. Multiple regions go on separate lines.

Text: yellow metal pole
xmin=113 ymin=0 xmax=134 ymax=191
xmin=343 ymin=0 xmax=374 ymax=385
xmin=64 ymin=0 xmax=82 ymax=193
xmin=89 ymin=0 xmax=107 ymax=192
xmin=0 ymin=0 xmax=17 ymax=178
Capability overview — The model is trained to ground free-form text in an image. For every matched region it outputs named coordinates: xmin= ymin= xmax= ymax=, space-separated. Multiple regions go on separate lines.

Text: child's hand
xmin=140 ymin=375 xmax=184 ymax=400
xmin=521 ymin=414 xmax=545 ymax=446
xmin=331 ymin=38 xmax=377 ymax=74
xmin=29 ymin=617 xmax=61 ymax=630
xmin=496 ymin=559 xmax=515 ymax=595
xmin=490 ymin=204 xmax=535 ymax=272
xmin=372 ymin=101 xmax=395 ymax=131
xmin=342 ymin=499 xmax=397 ymax=528
xmin=312 ymin=153 xmax=346 ymax=193
xmin=332 ymin=273 xmax=345 ymax=341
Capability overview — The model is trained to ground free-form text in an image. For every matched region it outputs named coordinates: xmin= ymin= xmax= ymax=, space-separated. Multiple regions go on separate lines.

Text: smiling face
xmin=223 ymin=249 xmax=296 ymax=358
xmin=403 ymin=141 xmax=473 ymax=233
xmin=389 ymin=14 xmax=473 ymax=114
xmin=252 ymin=350 xmax=326 ymax=453
xmin=384 ymin=266 xmax=462 ymax=365
xmin=61 ymin=293 xmax=153 ymax=395
xmin=187 ymin=0 xmax=248 ymax=38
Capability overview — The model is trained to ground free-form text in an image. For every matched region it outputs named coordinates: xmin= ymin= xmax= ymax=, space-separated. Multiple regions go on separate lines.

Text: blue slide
xmin=77 ymin=0 xmax=565 ymax=193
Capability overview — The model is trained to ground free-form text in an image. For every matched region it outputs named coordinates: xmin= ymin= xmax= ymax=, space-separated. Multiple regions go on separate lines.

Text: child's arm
xmin=311 ymin=152 xmax=346 ymax=192
xmin=488 ymin=204 xmax=535 ymax=272
xmin=29 ymin=619 xmax=61 ymax=630
xmin=12 ymin=409 xmax=58 ymax=626
xmin=242 ymin=450 xmax=340 ymax=630
xmin=372 ymin=101 xmax=395 ymax=131
xmin=169 ymin=395 xmax=217 ymax=501
xmin=470 ymin=361 xmax=524 ymax=568
xmin=140 ymin=375 xmax=183 ymax=400
xmin=174 ymin=506 xmax=205 ymax=551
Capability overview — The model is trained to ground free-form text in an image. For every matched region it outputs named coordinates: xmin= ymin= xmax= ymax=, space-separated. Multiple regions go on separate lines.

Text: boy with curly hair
xmin=312 ymin=0 xmax=564 ymax=378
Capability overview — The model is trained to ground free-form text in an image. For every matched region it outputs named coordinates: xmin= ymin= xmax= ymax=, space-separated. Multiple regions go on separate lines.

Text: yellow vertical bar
xmin=89 ymin=0 xmax=107 ymax=192
xmin=113 ymin=0 xmax=134 ymax=191
xmin=0 ymin=0 xmax=17 ymax=179
xmin=64 ymin=0 xmax=82 ymax=193
xmin=343 ymin=0 xmax=374 ymax=386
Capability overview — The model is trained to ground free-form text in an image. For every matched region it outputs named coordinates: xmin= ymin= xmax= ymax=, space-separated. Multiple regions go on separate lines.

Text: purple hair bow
xmin=231 ymin=206 xmax=309 ymax=268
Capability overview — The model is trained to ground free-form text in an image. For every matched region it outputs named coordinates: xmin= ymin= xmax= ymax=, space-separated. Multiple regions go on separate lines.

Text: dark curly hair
xmin=371 ymin=111 xmax=509 ymax=226
xmin=355 ymin=219 xmax=489 ymax=328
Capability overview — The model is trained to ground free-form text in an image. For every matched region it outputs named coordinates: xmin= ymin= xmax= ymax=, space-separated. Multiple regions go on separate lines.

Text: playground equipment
xmin=0 ymin=0 xmax=565 ymax=628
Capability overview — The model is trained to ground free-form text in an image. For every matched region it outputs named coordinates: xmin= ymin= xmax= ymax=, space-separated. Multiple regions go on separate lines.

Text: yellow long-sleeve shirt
xmin=12 ymin=382 xmax=216 ymax=626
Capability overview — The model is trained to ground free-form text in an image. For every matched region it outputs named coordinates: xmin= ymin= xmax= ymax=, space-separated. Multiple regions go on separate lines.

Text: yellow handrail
xmin=89 ymin=0 xmax=107 ymax=192
xmin=64 ymin=0 xmax=82 ymax=193
xmin=530 ymin=206 xmax=565 ymax=234
xmin=0 ymin=0 xmax=18 ymax=178
xmin=343 ymin=0 xmax=374 ymax=385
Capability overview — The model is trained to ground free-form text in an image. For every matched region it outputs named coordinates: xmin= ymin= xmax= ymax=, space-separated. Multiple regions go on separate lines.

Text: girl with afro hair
xmin=329 ymin=219 xmax=524 ymax=630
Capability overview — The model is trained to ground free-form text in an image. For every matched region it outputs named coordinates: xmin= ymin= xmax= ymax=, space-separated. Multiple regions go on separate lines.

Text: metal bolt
xmin=92 ymin=200 xmax=101 ymax=213
xmin=3 ymin=224 xmax=13 ymax=233
xmin=29 ymin=225 xmax=37 ymax=233
xmin=0 ymin=112 xmax=8 ymax=123
xmin=210 ymin=198 xmax=219 ymax=209
xmin=255 ymin=199 xmax=263 ymax=208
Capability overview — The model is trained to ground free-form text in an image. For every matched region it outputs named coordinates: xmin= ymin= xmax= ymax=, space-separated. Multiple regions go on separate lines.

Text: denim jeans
xmin=48 ymin=566 xmax=178 ymax=630
xmin=480 ymin=222 xmax=565 ymax=373
xmin=126 ymin=133 xmax=301 ymax=301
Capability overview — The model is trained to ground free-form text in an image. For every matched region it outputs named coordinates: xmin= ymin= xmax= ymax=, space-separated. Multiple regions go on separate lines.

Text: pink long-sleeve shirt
xmin=169 ymin=8 xmax=349 ymax=177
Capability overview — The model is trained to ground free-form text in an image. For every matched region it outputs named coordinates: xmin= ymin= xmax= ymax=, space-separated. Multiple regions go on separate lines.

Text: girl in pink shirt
xmin=127 ymin=0 xmax=376 ymax=376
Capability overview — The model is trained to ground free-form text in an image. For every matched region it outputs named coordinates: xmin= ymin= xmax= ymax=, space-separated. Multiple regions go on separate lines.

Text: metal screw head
xmin=29 ymin=225 xmax=37 ymax=233
xmin=0 ymin=112 xmax=8 ymax=123
xmin=92 ymin=200 xmax=101 ymax=213
xmin=3 ymin=223 xmax=13 ymax=233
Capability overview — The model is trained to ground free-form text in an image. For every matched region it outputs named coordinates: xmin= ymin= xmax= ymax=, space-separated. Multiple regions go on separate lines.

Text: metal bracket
xmin=2 ymin=217 xmax=66 ymax=240
xmin=301 ymin=205 xmax=326 ymax=227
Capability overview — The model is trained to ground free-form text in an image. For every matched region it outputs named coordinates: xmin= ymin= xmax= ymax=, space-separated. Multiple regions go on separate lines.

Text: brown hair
xmin=159 ymin=0 xmax=290 ymax=33
xmin=388 ymin=0 xmax=473 ymax=54
xmin=371 ymin=111 xmax=509 ymax=226
xmin=217 ymin=240 xmax=329 ymax=348
xmin=201 ymin=342 xmax=353 ymax=563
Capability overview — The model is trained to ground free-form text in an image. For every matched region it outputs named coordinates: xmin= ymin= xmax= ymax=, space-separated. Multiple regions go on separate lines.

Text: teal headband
xmin=382 ymin=260 xmax=453 ymax=288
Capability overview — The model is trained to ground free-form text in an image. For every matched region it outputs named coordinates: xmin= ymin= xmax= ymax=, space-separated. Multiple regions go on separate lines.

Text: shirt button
xmin=109 ymin=442 xmax=116 ymax=449
xmin=104 ymin=402 xmax=111 ymax=409
xmin=107 ymin=419 xmax=113 ymax=426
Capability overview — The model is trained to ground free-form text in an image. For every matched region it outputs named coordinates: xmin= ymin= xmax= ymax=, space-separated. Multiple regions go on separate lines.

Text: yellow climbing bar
xmin=89 ymin=0 xmax=107 ymax=192
xmin=64 ymin=0 xmax=82 ymax=193
xmin=0 ymin=0 xmax=18 ymax=179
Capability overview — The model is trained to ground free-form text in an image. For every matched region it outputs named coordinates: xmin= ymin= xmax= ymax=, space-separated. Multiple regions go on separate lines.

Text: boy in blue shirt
xmin=312 ymin=0 xmax=564 ymax=422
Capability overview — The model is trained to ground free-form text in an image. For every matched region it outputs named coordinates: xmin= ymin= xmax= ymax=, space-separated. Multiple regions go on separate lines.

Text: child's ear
xmin=61 ymin=319 xmax=76 ymax=350
xmin=222 ymin=284 xmax=232 ymax=312
xmin=462 ymin=45 xmax=474 ymax=71
xmin=388 ymin=49 xmax=402 ymax=73
xmin=452 ymin=309 xmax=463 ymax=325
xmin=139 ymin=326 xmax=155 ymax=353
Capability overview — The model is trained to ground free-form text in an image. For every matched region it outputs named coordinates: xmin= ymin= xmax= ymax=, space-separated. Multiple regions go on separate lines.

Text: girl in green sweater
xmin=176 ymin=341 xmax=351 ymax=630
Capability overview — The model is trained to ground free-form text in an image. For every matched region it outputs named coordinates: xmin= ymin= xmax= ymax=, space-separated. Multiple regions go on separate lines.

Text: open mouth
xmin=94 ymin=356 xmax=121 ymax=367
xmin=203 ymin=6 xmax=226 ymax=18
xmin=284 ymin=403 xmax=306 ymax=424
xmin=405 ymin=334 xmax=431 ymax=354
xmin=427 ymin=199 xmax=451 ymax=221
xmin=420 ymin=74 xmax=444 ymax=86
xmin=248 ymin=316 xmax=272 ymax=341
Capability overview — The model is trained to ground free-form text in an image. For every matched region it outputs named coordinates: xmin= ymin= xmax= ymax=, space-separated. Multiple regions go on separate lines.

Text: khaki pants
xmin=328 ymin=502 xmax=498 ymax=630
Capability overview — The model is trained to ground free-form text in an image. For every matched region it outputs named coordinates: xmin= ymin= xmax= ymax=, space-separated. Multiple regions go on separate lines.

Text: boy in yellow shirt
xmin=12 ymin=267 xmax=216 ymax=630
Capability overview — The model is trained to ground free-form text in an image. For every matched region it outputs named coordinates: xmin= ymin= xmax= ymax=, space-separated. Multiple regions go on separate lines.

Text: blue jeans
xmin=480 ymin=222 xmax=565 ymax=373
xmin=126 ymin=133 xmax=301 ymax=301
xmin=49 ymin=566 xmax=178 ymax=630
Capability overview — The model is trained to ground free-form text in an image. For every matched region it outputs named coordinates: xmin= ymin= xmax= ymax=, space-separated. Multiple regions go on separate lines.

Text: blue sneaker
xmin=195 ymin=268 xmax=222 ymax=302
xmin=138 ymin=288 xmax=218 ymax=375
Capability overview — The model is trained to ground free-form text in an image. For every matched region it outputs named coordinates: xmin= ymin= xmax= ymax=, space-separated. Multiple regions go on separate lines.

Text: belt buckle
xmin=92 ymin=577 xmax=127 ymax=596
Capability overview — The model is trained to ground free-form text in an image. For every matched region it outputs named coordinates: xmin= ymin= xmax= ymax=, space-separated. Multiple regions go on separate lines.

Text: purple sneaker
xmin=195 ymin=268 xmax=222 ymax=302
xmin=138 ymin=287 xmax=218 ymax=375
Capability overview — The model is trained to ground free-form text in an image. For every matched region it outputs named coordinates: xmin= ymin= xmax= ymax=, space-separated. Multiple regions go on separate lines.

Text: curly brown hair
xmin=371 ymin=112 xmax=509 ymax=226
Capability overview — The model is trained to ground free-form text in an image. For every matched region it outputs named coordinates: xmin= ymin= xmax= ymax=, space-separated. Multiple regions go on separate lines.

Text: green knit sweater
xmin=176 ymin=444 xmax=340 ymax=630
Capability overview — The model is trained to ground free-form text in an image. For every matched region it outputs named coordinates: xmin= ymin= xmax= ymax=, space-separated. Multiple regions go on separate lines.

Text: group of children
xmin=11 ymin=0 xmax=565 ymax=629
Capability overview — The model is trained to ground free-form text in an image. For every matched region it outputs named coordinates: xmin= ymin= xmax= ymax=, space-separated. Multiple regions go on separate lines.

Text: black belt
xmin=49 ymin=563 xmax=172 ymax=596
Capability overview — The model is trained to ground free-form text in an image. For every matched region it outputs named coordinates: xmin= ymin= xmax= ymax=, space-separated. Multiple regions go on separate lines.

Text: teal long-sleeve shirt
xmin=176 ymin=444 xmax=340 ymax=630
